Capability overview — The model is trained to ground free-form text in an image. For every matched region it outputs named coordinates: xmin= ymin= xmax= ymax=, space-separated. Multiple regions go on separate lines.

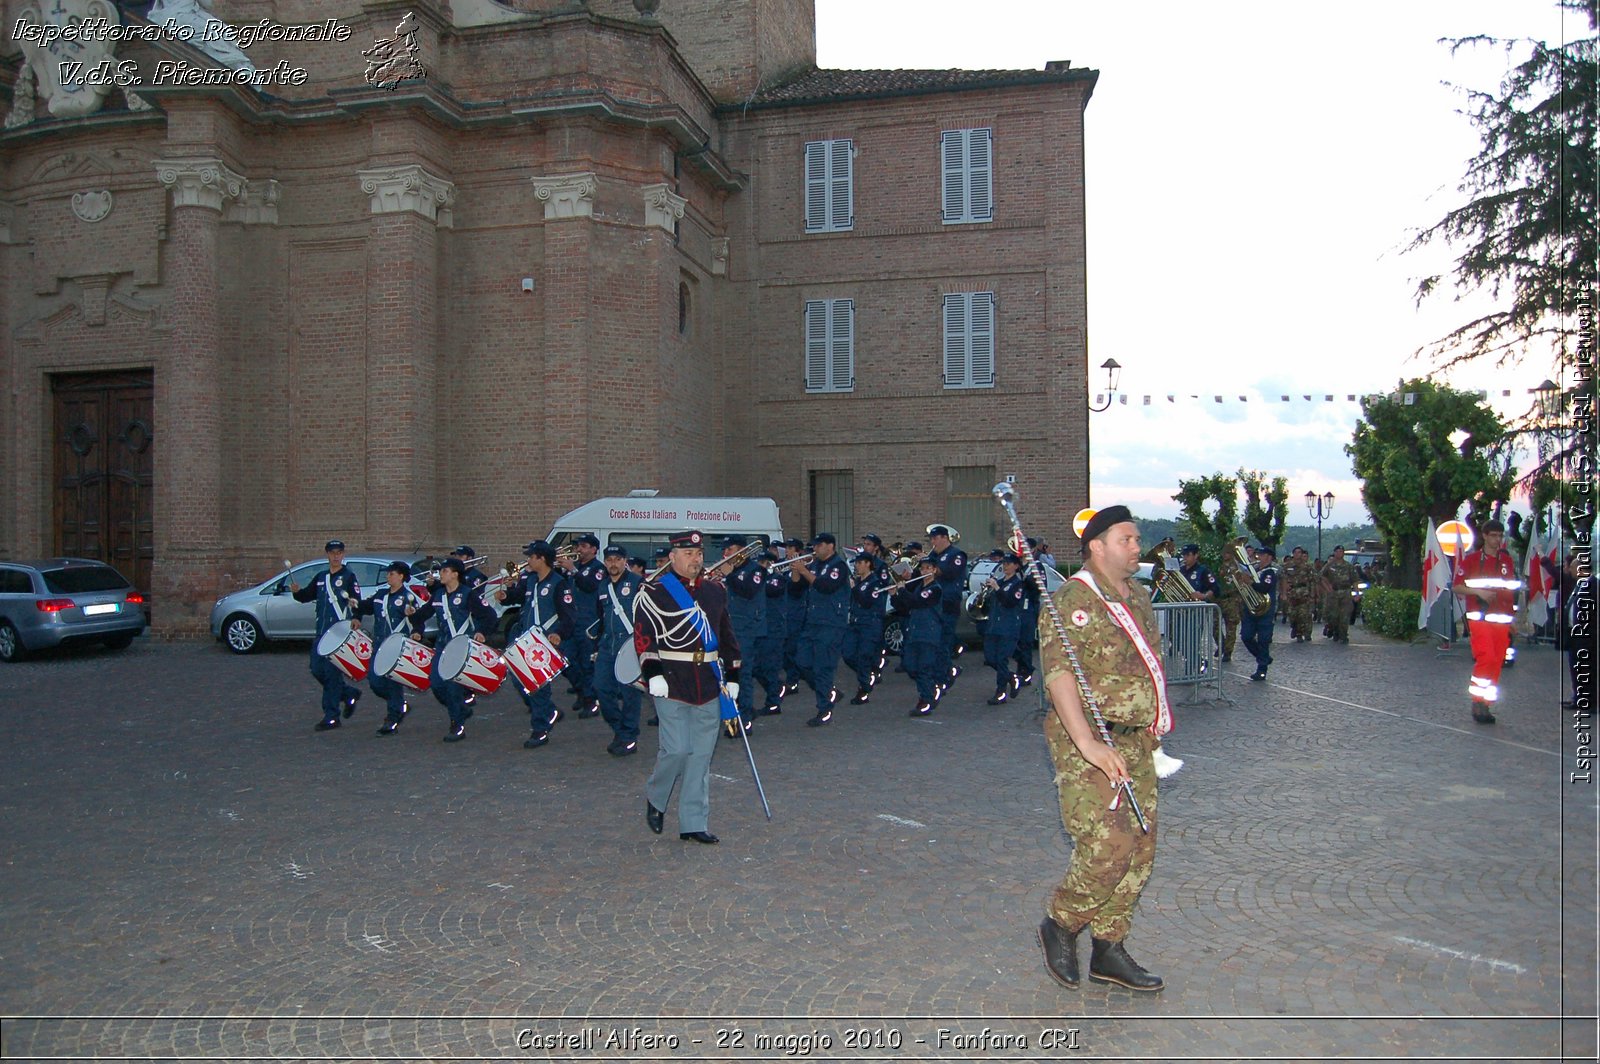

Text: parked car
xmin=0 ymin=558 xmax=148 ymax=662
xmin=209 ymin=553 xmax=435 ymax=654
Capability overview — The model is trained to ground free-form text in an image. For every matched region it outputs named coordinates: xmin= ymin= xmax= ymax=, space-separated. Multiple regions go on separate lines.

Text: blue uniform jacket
xmin=410 ymin=585 xmax=497 ymax=646
xmin=292 ymin=567 xmax=361 ymax=637
xmin=596 ymin=571 xmax=643 ymax=643
xmin=725 ymin=559 xmax=767 ymax=636
xmin=504 ymin=569 xmax=576 ymax=641
xmin=985 ymin=572 xmax=1027 ymax=638
xmin=895 ymin=581 xmax=943 ymax=643
xmin=932 ymin=546 xmax=968 ymax=615
xmin=568 ymin=558 xmax=606 ymax=622
xmin=805 ymin=554 xmax=850 ymax=628
xmin=849 ymin=570 xmax=888 ymax=624
xmin=358 ymin=586 xmax=422 ymax=643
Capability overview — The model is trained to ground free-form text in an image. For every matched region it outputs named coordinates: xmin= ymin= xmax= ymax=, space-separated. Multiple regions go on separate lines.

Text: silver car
xmin=0 ymin=558 xmax=148 ymax=662
xmin=209 ymin=554 xmax=435 ymax=654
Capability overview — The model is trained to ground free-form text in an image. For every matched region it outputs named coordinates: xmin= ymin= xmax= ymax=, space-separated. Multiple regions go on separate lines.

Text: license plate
xmin=82 ymin=603 xmax=119 ymax=616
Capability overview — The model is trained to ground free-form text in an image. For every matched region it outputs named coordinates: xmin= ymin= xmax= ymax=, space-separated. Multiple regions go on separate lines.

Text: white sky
xmin=816 ymin=0 xmax=1574 ymax=522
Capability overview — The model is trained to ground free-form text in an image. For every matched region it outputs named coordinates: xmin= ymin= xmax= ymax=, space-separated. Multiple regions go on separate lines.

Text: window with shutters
xmin=942 ymin=291 xmax=995 ymax=389
xmin=804 ymin=138 xmax=854 ymax=233
xmin=803 ymin=298 xmax=855 ymax=393
xmin=940 ymin=128 xmax=993 ymax=224
xmin=809 ymin=471 xmax=855 ymax=546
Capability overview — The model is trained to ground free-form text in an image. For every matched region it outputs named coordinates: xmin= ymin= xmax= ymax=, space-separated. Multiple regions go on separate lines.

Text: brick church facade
xmin=0 ymin=0 xmax=1095 ymax=634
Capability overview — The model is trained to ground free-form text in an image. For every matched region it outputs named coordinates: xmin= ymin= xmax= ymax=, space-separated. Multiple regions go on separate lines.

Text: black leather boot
xmin=1088 ymin=937 xmax=1164 ymax=991
xmin=1037 ymin=918 xmax=1080 ymax=988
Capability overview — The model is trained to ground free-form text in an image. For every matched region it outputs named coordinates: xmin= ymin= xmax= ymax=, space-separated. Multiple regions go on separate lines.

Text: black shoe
xmin=1018 ymin=671 xmax=1035 ymax=687
xmin=868 ymin=670 xmax=881 ymax=690
xmin=575 ymin=700 xmax=600 ymax=718
xmin=551 ymin=706 xmax=564 ymax=723
xmin=849 ymin=688 xmax=871 ymax=705
xmin=1038 ymin=918 xmax=1081 ymax=988
xmin=910 ymin=700 xmax=932 ymax=717
xmin=1249 ymin=671 xmax=1265 ymax=681
xmin=933 ymin=684 xmax=946 ymax=704
xmin=646 ymin=800 xmax=664 ymax=834
xmin=680 ymin=831 xmax=719 ymax=844
xmin=1222 ymin=653 xmax=1232 ymax=663
xmin=806 ymin=710 xmax=832 ymax=727
xmin=1010 ymin=674 xmax=1022 ymax=695
xmin=828 ymin=687 xmax=839 ymax=705
xmin=463 ymin=693 xmax=477 ymax=708
xmin=1088 ymin=937 xmax=1164 ymax=992
xmin=376 ymin=720 xmax=399 ymax=735
xmin=523 ymin=731 xmax=550 ymax=748
xmin=443 ymin=723 xmax=465 ymax=742
xmin=342 ymin=691 xmax=361 ymax=718
xmin=760 ymin=704 xmax=782 ymax=716
xmin=609 ymin=739 xmax=638 ymax=757
xmin=987 ymin=689 xmax=1010 ymax=705
xmin=949 ymin=665 xmax=963 ymax=682
xmin=953 ymin=644 xmax=966 ymax=659
xmin=314 ymin=719 xmax=340 ymax=732
xmin=1472 ymin=704 xmax=1496 ymax=724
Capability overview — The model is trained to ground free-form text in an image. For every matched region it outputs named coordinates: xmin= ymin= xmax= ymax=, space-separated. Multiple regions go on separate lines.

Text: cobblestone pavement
xmin=0 ymin=624 xmax=1594 ymax=1063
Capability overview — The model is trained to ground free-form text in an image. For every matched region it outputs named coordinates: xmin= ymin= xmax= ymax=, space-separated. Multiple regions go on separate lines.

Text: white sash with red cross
xmin=1069 ymin=570 xmax=1173 ymax=738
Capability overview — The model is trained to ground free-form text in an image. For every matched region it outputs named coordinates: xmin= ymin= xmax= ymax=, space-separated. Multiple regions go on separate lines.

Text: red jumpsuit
xmin=1453 ymin=547 xmax=1520 ymax=707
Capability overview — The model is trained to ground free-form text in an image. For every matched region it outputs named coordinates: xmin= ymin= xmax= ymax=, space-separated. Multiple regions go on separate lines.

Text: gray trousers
xmin=644 ymin=695 xmax=720 ymax=834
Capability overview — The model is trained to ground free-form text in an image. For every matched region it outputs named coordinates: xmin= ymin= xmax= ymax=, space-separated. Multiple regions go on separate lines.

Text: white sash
xmin=325 ymin=570 xmax=350 ymax=621
xmin=440 ymin=592 xmax=470 ymax=639
xmin=605 ymin=578 xmax=635 ymax=636
xmin=1069 ymin=570 xmax=1173 ymax=737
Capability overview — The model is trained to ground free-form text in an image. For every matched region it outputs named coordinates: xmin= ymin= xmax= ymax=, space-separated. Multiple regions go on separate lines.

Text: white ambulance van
xmin=545 ymin=494 xmax=784 ymax=561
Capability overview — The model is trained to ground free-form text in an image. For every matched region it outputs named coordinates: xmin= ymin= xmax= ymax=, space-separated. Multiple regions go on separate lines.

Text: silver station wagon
xmin=0 ymin=558 xmax=148 ymax=662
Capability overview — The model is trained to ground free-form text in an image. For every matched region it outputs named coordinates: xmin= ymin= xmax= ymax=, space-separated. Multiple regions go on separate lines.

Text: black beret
xmin=1079 ymin=505 xmax=1134 ymax=552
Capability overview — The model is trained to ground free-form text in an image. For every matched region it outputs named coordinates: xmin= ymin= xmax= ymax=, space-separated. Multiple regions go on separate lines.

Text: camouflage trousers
xmin=1323 ymin=591 xmax=1352 ymax=640
xmin=1214 ymin=597 xmax=1241 ymax=658
xmin=1043 ymin=711 xmax=1158 ymax=941
xmin=1286 ymin=596 xmax=1313 ymax=640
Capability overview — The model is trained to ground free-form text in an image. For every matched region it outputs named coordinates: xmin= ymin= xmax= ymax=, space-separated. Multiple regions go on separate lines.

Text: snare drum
xmin=503 ymin=628 xmax=568 ymax=694
xmin=436 ymin=637 xmax=507 ymax=696
xmin=316 ymin=620 xmax=374 ymax=682
xmin=372 ymin=632 xmax=434 ymax=691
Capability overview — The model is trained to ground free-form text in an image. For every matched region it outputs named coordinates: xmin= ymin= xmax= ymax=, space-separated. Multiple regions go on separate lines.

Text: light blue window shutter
xmin=804 ymin=142 xmax=828 ymax=232
xmin=941 ymin=130 xmax=966 ymax=222
xmin=828 ymin=139 xmax=853 ymax=230
xmin=968 ymin=129 xmax=993 ymax=221
xmin=970 ymin=292 xmax=995 ymax=386
xmin=831 ymin=299 xmax=855 ymax=390
xmin=943 ymin=294 xmax=968 ymax=386
xmin=805 ymin=300 xmax=828 ymax=389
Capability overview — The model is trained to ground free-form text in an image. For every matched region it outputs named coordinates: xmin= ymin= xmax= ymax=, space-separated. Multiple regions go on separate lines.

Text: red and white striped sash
xmin=1069 ymin=570 xmax=1173 ymax=737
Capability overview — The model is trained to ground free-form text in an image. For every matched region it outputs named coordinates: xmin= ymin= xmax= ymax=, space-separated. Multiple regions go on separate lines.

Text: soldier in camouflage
xmin=1214 ymin=552 xmax=1243 ymax=662
xmin=1318 ymin=545 xmax=1358 ymax=643
xmin=1034 ymin=505 xmax=1167 ymax=994
xmin=1281 ymin=546 xmax=1316 ymax=642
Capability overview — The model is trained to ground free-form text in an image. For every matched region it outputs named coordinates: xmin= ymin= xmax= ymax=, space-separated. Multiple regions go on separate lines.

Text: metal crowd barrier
xmin=1153 ymin=601 xmax=1229 ymax=703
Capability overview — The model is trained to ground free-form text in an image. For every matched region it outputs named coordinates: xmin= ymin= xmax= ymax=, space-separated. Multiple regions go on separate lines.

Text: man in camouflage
xmin=1281 ymin=546 xmax=1316 ymax=642
xmin=1214 ymin=550 xmax=1243 ymax=662
xmin=1318 ymin=545 xmax=1358 ymax=643
xmin=1034 ymin=505 xmax=1167 ymax=994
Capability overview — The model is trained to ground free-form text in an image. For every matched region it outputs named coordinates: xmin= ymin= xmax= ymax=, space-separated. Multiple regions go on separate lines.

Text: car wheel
xmin=881 ymin=618 xmax=905 ymax=657
xmin=0 ymin=620 xmax=25 ymax=663
xmin=223 ymin=613 xmax=263 ymax=654
xmin=102 ymin=633 xmax=136 ymax=651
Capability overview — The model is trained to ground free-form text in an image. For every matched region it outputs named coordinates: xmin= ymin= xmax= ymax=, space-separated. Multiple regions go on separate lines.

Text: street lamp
xmin=1305 ymin=490 xmax=1335 ymax=561
xmin=1088 ymin=358 xmax=1122 ymax=412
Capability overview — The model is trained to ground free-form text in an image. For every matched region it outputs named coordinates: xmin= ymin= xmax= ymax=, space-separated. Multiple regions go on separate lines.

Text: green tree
xmin=1406 ymin=2 xmax=1596 ymax=480
xmin=1347 ymin=379 xmax=1516 ymax=590
xmin=1172 ymin=473 xmax=1240 ymax=573
xmin=1238 ymin=468 xmax=1289 ymax=550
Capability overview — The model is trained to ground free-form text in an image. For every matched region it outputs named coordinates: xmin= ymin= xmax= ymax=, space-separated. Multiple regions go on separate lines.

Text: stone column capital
xmin=226 ymin=179 xmax=281 ymax=226
xmin=640 ymin=182 xmax=686 ymax=232
xmin=357 ymin=165 xmax=456 ymax=227
xmin=154 ymin=158 xmax=245 ymax=212
xmin=531 ymin=172 xmax=597 ymax=220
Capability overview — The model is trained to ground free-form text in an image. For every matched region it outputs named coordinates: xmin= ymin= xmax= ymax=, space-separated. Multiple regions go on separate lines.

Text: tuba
xmin=1226 ymin=537 xmax=1273 ymax=617
xmin=1150 ymin=543 xmax=1203 ymax=603
xmin=926 ymin=523 xmax=960 ymax=544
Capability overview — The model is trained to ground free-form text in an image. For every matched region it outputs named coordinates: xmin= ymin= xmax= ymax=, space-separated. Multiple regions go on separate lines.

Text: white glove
xmin=724 ymin=682 xmax=739 ymax=702
xmin=648 ymin=676 xmax=669 ymax=699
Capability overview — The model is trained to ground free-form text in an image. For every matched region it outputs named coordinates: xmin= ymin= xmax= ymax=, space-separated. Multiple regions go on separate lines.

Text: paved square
xmin=0 ymin=628 xmax=1594 ymax=1061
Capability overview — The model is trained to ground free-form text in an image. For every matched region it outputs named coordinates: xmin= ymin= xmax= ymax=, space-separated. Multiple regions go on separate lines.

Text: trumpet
xmin=419 ymin=554 xmax=491 ymax=582
xmin=770 ymin=551 xmax=816 ymax=573
xmin=1226 ymin=537 xmax=1273 ymax=617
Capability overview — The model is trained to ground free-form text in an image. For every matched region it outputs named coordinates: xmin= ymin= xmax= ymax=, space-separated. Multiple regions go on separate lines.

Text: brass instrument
xmin=770 ymin=551 xmax=816 ymax=573
xmin=1150 ymin=543 xmax=1203 ymax=603
xmin=419 ymin=554 xmax=490 ymax=583
xmin=1226 ymin=537 xmax=1273 ymax=617
xmin=926 ymin=523 xmax=961 ymax=544
xmin=967 ymin=579 xmax=996 ymax=622
xmin=873 ymin=568 xmax=934 ymax=598
xmin=702 ymin=540 xmax=767 ymax=581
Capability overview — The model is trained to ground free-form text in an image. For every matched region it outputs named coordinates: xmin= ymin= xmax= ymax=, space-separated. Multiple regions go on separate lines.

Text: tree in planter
xmin=1347 ymin=379 xmax=1516 ymax=591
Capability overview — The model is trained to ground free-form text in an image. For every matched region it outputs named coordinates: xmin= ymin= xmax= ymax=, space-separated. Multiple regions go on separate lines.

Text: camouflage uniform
xmin=1281 ymin=555 xmax=1316 ymax=642
xmin=1038 ymin=575 xmax=1160 ymax=941
xmin=1213 ymin=560 xmax=1243 ymax=661
xmin=1319 ymin=557 xmax=1358 ymax=642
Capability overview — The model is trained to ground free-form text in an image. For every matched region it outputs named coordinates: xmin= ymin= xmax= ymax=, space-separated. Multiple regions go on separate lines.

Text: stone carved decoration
xmin=154 ymin=158 xmax=245 ymax=212
xmin=12 ymin=0 xmax=123 ymax=121
xmin=641 ymin=183 xmax=686 ymax=232
xmin=71 ymin=190 xmax=114 ymax=223
xmin=357 ymin=166 xmax=456 ymax=226
xmin=148 ymin=0 xmax=256 ymax=72
xmin=531 ymin=172 xmax=597 ymax=220
xmin=225 ymin=180 xmax=281 ymax=226
xmin=711 ymin=237 xmax=729 ymax=276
